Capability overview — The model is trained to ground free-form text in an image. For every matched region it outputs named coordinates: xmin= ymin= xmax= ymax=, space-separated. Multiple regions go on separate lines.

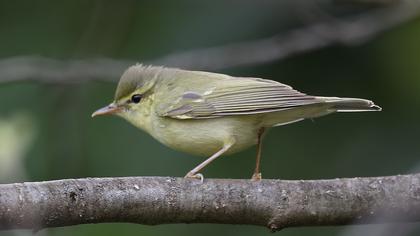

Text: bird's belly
xmin=150 ymin=116 xmax=260 ymax=157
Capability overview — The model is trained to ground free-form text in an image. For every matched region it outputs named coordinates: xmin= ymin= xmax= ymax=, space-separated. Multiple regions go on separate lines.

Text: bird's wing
xmin=156 ymin=77 xmax=319 ymax=119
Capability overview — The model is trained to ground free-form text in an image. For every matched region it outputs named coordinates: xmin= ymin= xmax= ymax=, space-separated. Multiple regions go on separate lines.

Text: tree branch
xmin=1 ymin=174 xmax=420 ymax=232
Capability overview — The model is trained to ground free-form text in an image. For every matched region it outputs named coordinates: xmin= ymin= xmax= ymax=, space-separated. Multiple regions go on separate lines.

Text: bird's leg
xmin=252 ymin=127 xmax=266 ymax=181
xmin=185 ymin=139 xmax=235 ymax=182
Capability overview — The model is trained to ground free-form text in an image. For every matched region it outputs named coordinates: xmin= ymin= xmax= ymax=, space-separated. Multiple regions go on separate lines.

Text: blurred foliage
xmin=1 ymin=1 xmax=420 ymax=236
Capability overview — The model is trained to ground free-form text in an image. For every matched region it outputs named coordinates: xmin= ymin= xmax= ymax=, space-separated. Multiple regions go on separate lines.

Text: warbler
xmin=92 ymin=65 xmax=381 ymax=180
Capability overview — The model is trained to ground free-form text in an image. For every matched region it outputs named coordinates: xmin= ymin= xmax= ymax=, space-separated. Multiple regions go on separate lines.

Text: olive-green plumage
xmin=92 ymin=64 xmax=381 ymax=180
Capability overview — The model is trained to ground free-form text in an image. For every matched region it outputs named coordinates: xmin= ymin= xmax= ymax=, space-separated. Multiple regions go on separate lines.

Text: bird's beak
xmin=91 ymin=103 xmax=122 ymax=117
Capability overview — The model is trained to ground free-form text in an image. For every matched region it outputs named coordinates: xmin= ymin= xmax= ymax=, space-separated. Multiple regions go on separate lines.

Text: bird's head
xmin=92 ymin=64 xmax=162 ymax=128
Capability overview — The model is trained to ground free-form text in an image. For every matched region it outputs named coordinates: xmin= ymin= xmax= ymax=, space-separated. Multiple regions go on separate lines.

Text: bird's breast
xmin=149 ymin=114 xmax=261 ymax=157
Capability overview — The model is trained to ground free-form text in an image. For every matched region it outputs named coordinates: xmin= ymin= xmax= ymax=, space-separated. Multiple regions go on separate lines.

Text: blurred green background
xmin=1 ymin=0 xmax=420 ymax=236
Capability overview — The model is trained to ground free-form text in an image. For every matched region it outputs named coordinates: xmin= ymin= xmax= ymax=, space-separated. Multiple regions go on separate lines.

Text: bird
xmin=92 ymin=64 xmax=381 ymax=181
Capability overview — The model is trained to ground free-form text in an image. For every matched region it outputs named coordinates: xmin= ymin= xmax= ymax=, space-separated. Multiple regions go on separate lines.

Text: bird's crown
xmin=114 ymin=64 xmax=164 ymax=100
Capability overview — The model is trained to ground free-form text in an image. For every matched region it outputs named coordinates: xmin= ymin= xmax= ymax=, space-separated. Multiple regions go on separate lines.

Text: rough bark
xmin=1 ymin=174 xmax=420 ymax=232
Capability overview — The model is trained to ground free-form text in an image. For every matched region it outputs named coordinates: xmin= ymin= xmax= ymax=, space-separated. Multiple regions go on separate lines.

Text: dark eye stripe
xmin=131 ymin=94 xmax=142 ymax=103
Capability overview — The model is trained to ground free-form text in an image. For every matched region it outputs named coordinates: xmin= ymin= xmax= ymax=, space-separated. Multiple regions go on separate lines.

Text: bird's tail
xmin=318 ymin=97 xmax=382 ymax=112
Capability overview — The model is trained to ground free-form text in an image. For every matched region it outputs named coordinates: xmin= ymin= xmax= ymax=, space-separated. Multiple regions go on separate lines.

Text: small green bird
xmin=92 ymin=65 xmax=381 ymax=180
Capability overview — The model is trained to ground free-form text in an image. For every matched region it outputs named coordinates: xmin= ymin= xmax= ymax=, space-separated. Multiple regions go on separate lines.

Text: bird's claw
xmin=184 ymin=173 xmax=204 ymax=183
xmin=251 ymin=172 xmax=262 ymax=181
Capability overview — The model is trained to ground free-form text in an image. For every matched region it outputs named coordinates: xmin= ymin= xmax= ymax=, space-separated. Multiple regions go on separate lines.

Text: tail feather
xmin=318 ymin=97 xmax=382 ymax=112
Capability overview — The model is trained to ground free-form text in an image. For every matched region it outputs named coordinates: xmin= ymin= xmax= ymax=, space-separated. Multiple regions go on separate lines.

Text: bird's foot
xmin=251 ymin=172 xmax=262 ymax=181
xmin=184 ymin=172 xmax=204 ymax=183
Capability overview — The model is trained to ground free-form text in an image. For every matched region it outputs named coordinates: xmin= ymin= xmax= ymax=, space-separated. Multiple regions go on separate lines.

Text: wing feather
xmin=158 ymin=77 xmax=320 ymax=119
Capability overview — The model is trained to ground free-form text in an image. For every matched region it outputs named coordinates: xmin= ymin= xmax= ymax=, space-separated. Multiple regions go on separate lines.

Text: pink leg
xmin=252 ymin=127 xmax=265 ymax=181
xmin=185 ymin=140 xmax=235 ymax=181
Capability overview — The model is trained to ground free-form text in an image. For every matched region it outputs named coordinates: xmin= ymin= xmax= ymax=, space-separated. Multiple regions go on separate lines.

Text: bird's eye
xmin=131 ymin=94 xmax=142 ymax=104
